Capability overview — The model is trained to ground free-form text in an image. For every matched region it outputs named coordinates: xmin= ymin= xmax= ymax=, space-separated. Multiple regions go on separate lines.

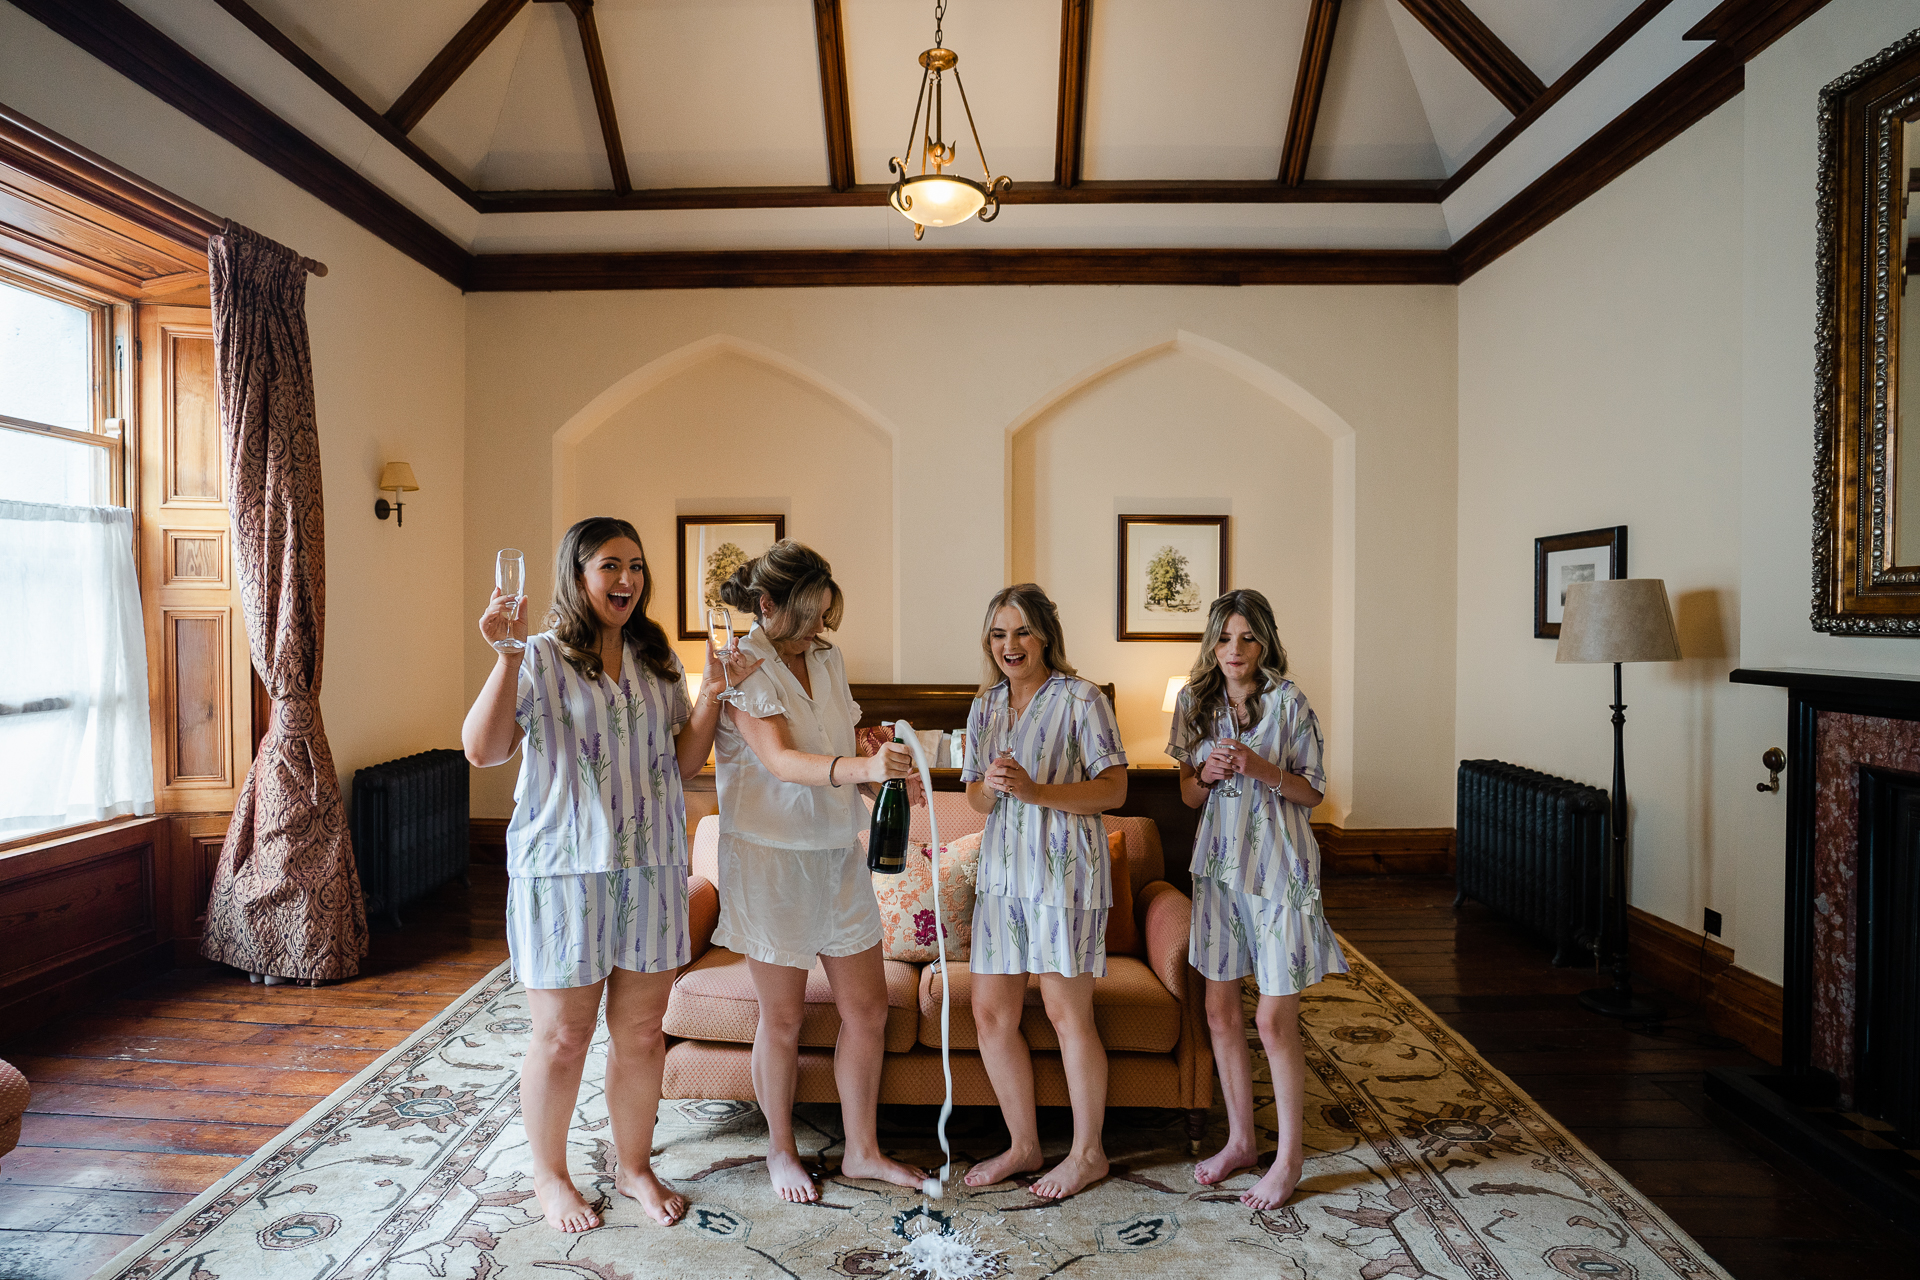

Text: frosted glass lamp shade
xmin=1556 ymin=579 xmax=1682 ymax=664
xmin=1163 ymin=676 xmax=1188 ymax=713
xmin=378 ymin=461 xmax=419 ymax=492
xmin=891 ymin=175 xmax=987 ymax=229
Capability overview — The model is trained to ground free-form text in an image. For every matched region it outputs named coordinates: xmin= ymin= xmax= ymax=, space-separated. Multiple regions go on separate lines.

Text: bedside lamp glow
xmin=1162 ymin=677 xmax=1188 ymax=713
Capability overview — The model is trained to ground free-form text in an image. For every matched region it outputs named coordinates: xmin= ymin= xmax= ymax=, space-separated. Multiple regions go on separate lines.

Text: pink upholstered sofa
xmin=659 ymin=793 xmax=1213 ymax=1138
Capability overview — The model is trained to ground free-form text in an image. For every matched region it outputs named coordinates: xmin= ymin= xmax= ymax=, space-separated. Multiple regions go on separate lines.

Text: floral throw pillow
xmin=874 ymin=831 xmax=982 ymax=964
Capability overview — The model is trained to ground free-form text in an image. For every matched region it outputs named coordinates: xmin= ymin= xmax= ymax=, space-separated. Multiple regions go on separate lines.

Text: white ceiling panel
xmin=842 ymin=0 xmax=1060 ymax=190
xmin=597 ymin=0 xmax=828 ymax=190
xmin=1469 ymin=0 xmax=1643 ymax=87
xmin=1384 ymin=1 xmax=1510 ymax=174
xmin=1307 ymin=0 xmax=1441 ymax=180
xmin=246 ymin=0 xmax=482 ymax=112
xmin=1080 ymin=0 xmax=1309 ymax=182
xmin=477 ymin=3 xmax=610 ymax=191
xmin=411 ymin=6 xmax=533 ymax=187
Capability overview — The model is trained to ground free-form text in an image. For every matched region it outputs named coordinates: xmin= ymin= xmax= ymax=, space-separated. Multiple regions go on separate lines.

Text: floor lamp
xmin=1556 ymin=578 xmax=1681 ymax=1021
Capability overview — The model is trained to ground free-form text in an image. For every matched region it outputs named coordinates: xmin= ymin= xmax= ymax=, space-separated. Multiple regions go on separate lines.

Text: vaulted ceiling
xmin=0 ymin=0 xmax=1823 ymax=285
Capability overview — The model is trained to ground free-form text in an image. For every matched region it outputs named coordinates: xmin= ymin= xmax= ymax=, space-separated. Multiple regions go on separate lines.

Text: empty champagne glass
xmin=986 ymin=705 xmax=1018 ymax=806
xmin=1213 ymin=703 xmax=1242 ymax=798
xmin=706 ymin=608 xmax=739 ymax=703
xmin=493 ymin=549 xmax=525 ymax=654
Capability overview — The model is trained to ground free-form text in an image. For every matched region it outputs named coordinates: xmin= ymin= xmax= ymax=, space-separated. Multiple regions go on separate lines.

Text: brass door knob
xmin=1757 ymin=747 xmax=1785 ymax=793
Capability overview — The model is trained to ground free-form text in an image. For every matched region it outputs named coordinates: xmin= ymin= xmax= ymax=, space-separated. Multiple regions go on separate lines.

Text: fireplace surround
xmin=1712 ymin=669 xmax=1920 ymax=1219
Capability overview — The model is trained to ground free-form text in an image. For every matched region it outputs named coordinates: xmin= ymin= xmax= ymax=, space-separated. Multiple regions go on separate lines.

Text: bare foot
xmin=1194 ymin=1138 xmax=1261 ymax=1186
xmin=840 ymin=1149 xmax=927 ymax=1191
xmin=963 ymin=1145 xmax=1044 ymax=1188
xmin=1031 ymin=1150 xmax=1108 ymax=1199
xmin=615 ymin=1165 xmax=686 ymax=1225
xmin=767 ymin=1148 xmax=819 ymax=1203
xmin=532 ymin=1173 xmax=601 ymax=1232
xmin=1241 ymin=1160 xmax=1301 ymax=1211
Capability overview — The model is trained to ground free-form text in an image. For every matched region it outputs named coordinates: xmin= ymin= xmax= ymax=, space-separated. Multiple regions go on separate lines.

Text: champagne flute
xmin=493 ymin=549 xmax=525 ymax=654
xmin=706 ymin=608 xmax=738 ymax=703
xmin=1213 ymin=702 xmax=1242 ymax=798
xmin=986 ymin=706 xmax=1018 ymax=806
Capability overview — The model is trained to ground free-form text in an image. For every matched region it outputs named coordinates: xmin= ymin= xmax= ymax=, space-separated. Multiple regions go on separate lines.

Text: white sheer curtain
xmin=0 ymin=500 xmax=154 ymax=838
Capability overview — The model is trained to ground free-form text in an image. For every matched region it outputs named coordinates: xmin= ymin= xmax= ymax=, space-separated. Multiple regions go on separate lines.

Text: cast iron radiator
xmin=1454 ymin=760 xmax=1608 ymax=966
xmin=350 ymin=749 xmax=470 ymax=928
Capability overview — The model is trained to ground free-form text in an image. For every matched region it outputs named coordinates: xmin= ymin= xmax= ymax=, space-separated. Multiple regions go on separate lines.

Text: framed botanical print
xmin=1117 ymin=515 xmax=1229 ymax=641
xmin=1534 ymin=526 xmax=1627 ymax=639
xmin=677 ymin=515 xmax=784 ymax=640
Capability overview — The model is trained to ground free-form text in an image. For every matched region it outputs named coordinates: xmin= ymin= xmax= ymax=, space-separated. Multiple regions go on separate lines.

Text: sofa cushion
xmin=873 ymin=832 xmax=982 ymax=963
xmin=664 ymin=946 xmax=920 ymax=1054
xmin=1104 ymin=829 xmax=1139 ymax=958
xmin=916 ymin=957 xmax=1179 ymax=1054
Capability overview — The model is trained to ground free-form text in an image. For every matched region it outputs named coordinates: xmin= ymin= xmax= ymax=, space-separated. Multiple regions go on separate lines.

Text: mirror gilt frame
xmin=1815 ymin=28 xmax=1920 ymax=634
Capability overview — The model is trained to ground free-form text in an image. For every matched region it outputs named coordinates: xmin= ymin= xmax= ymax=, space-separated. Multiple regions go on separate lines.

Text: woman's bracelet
xmin=828 ymin=756 xmax=842 ymax=787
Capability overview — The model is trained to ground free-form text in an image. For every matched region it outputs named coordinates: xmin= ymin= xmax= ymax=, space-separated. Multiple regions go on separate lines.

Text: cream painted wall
xmin=465 ymin=289 xmax=1456 ymax=825
xmin=567 ymin=350 xmax=894 ymax=680
xmin=1012 ymin=348 xmax=1335 ymax=802
xmin=0 ymin=7 xmax=469 ymax=796
xmin=1458 ymin=98 xmax=1751 ymax=970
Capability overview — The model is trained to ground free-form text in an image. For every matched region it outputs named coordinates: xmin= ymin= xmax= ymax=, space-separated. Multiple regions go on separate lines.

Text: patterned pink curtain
xmin=200 ymin=223 xmax=367 ymax=982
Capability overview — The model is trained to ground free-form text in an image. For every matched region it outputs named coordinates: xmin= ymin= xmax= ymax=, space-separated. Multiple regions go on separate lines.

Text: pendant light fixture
xmin=888 ymin=0 xmax=1011 ymax=240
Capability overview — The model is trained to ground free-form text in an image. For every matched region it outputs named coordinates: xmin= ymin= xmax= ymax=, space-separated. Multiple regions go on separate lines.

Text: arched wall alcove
xmin=552 ymin=335 xmax=898 ymax=681
xmin=1006 ymin=331 xmax=1357 ymax=821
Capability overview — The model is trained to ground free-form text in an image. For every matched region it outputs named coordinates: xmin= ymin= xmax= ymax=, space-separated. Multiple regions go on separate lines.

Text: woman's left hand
xmin=986 ymin=754 xmax=1035 ymax=804
xmin=703 ymin=637 xmax=763 ymax=702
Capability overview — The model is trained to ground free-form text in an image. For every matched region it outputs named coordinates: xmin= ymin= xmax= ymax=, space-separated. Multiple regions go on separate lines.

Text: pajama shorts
xmin=711 ymin=833 xmax=884 ymax=970
xmin=969 ymin=892 xmax=1108 ymax=978
xmin=1189 ymin=874 xmax=1348 ymax=996
xmin=506 ymin=865 xmax=691 ymax=990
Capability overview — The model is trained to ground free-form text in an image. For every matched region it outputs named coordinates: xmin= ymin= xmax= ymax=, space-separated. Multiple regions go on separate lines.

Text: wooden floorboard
xmin=2 ymin=869 xmax=1912 ymax=1279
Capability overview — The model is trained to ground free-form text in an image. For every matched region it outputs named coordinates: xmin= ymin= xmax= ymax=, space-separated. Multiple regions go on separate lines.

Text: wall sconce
xmin=375 ymin=462 xmax=418 ymax=527
xmin=1162 ymin=676 xmax=1188 ymax=713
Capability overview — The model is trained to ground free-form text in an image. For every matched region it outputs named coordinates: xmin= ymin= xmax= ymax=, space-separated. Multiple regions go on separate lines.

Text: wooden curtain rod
xmin=218 ymin=218 xmax=327 ymax=276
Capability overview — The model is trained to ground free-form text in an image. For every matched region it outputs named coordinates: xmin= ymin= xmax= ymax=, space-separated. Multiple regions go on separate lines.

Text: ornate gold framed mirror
xmin=1815 ymin=29 xmax=1920 ymax=634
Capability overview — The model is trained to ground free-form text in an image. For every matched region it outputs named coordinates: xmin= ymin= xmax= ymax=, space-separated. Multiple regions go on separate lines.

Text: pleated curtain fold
xmin=199 ymin=222 xmax=367 ymax=982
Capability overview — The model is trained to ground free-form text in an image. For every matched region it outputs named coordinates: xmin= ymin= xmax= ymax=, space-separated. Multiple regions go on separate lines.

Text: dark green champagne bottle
xmin=867 ymin=778 xmax=908 ymax=875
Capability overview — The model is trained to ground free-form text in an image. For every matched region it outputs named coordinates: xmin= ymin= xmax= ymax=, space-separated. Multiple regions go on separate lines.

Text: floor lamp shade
xmin=1552 ymin=577 xmax=1679 ymax=1023
xmin=1555 ymin=579 xmax=1681 ymax=665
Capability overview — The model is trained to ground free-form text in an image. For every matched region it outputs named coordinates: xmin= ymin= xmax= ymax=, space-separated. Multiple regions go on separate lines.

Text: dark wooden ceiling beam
xmin=207 ymin=0 xmax=480 ymax=207
xmin=561 ymin=0 xmax=629 ymax=194
xmin=466 ymin=177 xmax=1443 ymax=214
xmin=467 ymin=247 xmax=1458 ymax=291
xmin=1054 ymin=0 xmax=1092 ymax=188
xmin=1279 ymin=0 xmax=1341 ymax=185
xmin=1396 ymin=0 xmax=1543 ymax=116
xmin=812 ymin=0 xmax=856 ymax=191
xmin=387 ymin=0 xmax=528 ymax=133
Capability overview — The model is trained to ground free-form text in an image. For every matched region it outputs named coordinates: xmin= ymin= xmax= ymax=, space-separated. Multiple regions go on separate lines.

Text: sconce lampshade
xmin=1556 ymin=579 xmax=1682 ymax=665
xmin=378 ymin=462 xmax=419 ymax=493
xmin=1162 ymin=676 xmax=1188 ymax=713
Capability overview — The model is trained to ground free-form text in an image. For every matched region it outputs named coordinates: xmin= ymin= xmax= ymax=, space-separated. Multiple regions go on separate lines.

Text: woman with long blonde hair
xmin=960 ymin=583 xmax=1128 ymax=1199
xmin=1170 ymin=589 xmax=1345 ymax=1210
xmin=463 ymin=517 xmax=756 ymax=1233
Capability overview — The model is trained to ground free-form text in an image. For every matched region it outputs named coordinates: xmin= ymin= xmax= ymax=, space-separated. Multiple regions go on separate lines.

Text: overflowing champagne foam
xmin=893 ymin=720 xmax=953 ymax=1197
xmin=896 ymin=1228 xmax=1004 ymax=1279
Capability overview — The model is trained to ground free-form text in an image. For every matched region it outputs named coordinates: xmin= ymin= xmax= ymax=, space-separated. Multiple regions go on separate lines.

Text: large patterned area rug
xmin=92 ymin=944 xmax=1731 ymax=1280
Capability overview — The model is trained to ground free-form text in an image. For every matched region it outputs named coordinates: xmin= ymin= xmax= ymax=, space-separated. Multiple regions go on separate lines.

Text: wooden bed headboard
xmin=850 ymin=682 xmax=1118 ymax=731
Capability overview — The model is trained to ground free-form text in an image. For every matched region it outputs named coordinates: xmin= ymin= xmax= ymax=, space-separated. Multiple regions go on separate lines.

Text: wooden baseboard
xmin=1314 ymin=825 xmax=1456 ymax=875
xmin=470 ymin=818 xmax=507 ymax=865
xmin=1627 ymin=905 xmax=1783 ymax=1064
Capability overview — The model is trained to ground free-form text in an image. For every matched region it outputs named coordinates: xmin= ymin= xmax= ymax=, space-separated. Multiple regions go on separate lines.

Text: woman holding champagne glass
xmin=710 ymin=539 xmax=927 ymax=1204
xmin=961 ymin=584 xmax=1127 ymax=1199
xmin=1170 ymin=589 xmax=1346 ymax=1210
xmin=463 ymin=517 xmax=758 ymax=1233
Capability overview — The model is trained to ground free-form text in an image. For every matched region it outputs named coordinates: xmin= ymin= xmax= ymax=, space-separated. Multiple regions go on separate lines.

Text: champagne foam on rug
xmin=894 ymin=1228 xmax=1004 ymax=1279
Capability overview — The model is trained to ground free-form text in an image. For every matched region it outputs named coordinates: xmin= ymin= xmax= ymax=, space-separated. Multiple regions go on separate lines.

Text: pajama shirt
xmin=1170 ymin=678 xmax=1347 ymax=996
xmin=962 ymin=674 xmax=1127 ymax=977
xmin=505 ymin=632 xmax=693 ymax=987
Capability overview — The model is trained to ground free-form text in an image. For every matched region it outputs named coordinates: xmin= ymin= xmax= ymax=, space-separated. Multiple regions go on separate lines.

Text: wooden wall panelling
xmin=1627 ymin=904 xmax=1784 ymax=1064
xmin=1315 ymin=824 xmax=1456 ymax=875
xmin=0 ymin=818 xmax=170 ymax=1034
xmin=139 ymin=304 xmax=248 ymax=813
